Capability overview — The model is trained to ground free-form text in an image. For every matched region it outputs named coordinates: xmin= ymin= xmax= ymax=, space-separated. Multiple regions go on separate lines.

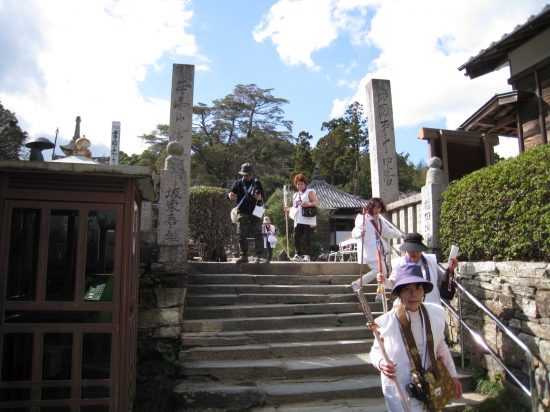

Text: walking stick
xmin=353 ymin=288 xmax=411 ymax=412
xmin=360 ymin=207 xmax=366 ymax=289
xmin=377 ymin=249 xmax=388 ymax=313
xmin=283 ymin=185 xmax=290 ymax=258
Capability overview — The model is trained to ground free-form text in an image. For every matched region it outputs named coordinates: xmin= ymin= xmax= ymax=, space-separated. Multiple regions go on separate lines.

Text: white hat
xmin=263 ymin=216 xmax=271 ymax=223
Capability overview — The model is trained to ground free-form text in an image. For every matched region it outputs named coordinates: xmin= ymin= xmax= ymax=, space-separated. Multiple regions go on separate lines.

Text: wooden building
xmin=0 ymin=153 xmax=156 ymax=411
xmin=458 ymin=4 xmax=550 ymax=152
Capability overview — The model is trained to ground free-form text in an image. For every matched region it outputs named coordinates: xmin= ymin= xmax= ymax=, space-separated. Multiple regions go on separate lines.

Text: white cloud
xmin=330 ymin=97 xmax=350 ymax=118
xmin=0 ymin=0 xmax=197 ymax=156
xmin=256 ymin=0 xmax=544 ymax=139
xmin=253 ymin=0 xmax=375 ymax=68
xmin=495 ymin=136 xmax=520 ymax=159
xmin=335 ymin=0 xmax=545 ymax=132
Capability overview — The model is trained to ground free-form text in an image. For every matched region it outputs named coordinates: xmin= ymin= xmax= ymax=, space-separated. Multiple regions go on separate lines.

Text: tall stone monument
xmin=157 ymin=64 xmax=194 ymax=271
xmin=366 ymin=79 xmax=399 ymax=204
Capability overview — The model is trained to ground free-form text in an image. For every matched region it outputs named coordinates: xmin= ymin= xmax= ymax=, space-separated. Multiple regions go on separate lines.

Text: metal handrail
xmin=378 ymin=214 xmax=538 ymax=411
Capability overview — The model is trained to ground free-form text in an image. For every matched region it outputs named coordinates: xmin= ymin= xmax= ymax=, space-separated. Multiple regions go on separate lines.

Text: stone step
xmin=186 ymin=293 xmax=360 ymax=306
xmin=184 ymin=302 xmax=384 ymax=320
xmin=173 ymin=370 xmax=477 ymax=412
xmin=188 ymin=261 xmax=361 ymax=276
xmin=188 ymin=273 xmax=361 ymax=285
xmin=181 ymin=353 xmax=378 ymax=381
xmin=182 ymin=312 xmax=378 ymax=332
xmin=182 ymin=326 xmax=373 ymax=347
xmin=187 ymin=283 xmax=377 ymax=295
xmin=249 ymin=392 xmax=487 ymax=412
xmin=180 ymin=339 xmax=375 ymax=362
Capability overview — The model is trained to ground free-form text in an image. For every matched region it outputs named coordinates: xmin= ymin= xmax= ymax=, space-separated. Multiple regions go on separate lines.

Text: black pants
xmin=293 ymin=224 xmax=313 ymax=256
xmin=237 ymin=213 xmax=263 ymax=258
xmin=264 ymin=239 xmax=274 ymax=261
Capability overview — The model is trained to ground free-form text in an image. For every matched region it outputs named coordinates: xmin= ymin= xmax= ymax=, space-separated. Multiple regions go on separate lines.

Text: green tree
xmin=313 ymin=102 xmax=368 ymax=193
xmin=192 ymin=84 xmax=294 ymax=191
xmin=397 ymin=153 xmax=427 ymax=193
xmin=289 ymin=131 xmax=316 ymax=183
xmin=0 ymin=101 xmax=28 ymax=160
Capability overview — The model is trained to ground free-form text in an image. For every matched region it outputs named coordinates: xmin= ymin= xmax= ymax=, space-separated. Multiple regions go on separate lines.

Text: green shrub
xmin=133 ymin=338 xmax=181 ymax=412
xmin=189 ymin=186 xmax=234 ymax=261
xmin=440 ymin=144 xmax=550 ymax=261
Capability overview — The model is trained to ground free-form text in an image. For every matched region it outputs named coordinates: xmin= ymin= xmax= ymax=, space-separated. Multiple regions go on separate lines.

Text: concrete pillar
xmin=366 ymin=79 xmax=399 ymax=204
xmin=157 ymin=64 xmax=194 ymax=272
xmin=421 ymin=157 xmax=446 ymax=255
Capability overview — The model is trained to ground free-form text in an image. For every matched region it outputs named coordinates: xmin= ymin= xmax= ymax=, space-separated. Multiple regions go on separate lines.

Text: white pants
xmin=353 ymin=260 xmax=388 ymax=286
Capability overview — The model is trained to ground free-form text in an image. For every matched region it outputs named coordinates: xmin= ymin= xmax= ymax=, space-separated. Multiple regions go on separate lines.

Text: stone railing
xmin=386 ymin=192 xmax=422 ymax=248
xmin=448 ymin=261 xmax=550 ymax=411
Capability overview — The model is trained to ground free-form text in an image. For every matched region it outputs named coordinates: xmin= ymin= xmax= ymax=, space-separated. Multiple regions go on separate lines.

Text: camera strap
xmin=397 ymin=303 xmax=441 ymax=380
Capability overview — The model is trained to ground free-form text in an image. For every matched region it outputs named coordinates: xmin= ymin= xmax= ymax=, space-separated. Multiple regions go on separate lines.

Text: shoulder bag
xmin=300 ymin=189 xmax=318 ymax=217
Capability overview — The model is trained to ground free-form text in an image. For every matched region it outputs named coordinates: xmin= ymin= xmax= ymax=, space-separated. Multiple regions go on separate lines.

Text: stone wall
xmin=138 ymin=201 xmax=188 ymax=339
xmin=448 ymin=261 xmax=550 ymax=411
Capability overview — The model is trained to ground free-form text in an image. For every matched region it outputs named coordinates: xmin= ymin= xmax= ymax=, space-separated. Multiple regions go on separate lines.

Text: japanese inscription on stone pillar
xmin=158 ymin=64 xmax=194 ymax=253
xmin=366 ymin=79 xmax=399 ymax=204
xmin=109 ymin=121 xmax=121 ymax=165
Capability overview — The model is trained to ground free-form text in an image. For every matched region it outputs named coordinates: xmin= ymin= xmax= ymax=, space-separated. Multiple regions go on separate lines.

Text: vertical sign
xmin=366 ymin=79 xmax=399 ymax=204
xmin=110 ymin=121 xmax=121 ymax=165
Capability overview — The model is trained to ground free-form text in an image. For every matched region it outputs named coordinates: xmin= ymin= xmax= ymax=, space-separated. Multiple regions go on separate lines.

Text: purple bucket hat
xmin=391 ymin=264 xmax=433 ymax=296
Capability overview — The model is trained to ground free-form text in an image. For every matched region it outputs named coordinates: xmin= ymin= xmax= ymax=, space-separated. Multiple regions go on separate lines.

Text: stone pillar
xmin=109 ymin=121 xmax=120 ymax=165
xmin=157 ymin=64 xmax=194 ymax=272
xmin=366 ymin=79 xmax=399 ymax=204
xmin=421 ymin=157 xmax=446 ymax=255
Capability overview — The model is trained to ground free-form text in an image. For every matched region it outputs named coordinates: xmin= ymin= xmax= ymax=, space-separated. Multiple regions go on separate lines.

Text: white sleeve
xmin=370 ymin=333 xmax=384 ymax=371
xmin=436 ymin=339 xmax=457 ymax=378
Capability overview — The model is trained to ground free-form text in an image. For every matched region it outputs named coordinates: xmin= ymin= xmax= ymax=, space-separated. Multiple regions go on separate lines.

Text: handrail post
xmin=457 ymin=287 xmax=465 ymax=370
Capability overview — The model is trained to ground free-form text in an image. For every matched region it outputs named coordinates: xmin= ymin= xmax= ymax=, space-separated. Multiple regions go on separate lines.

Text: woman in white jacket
xmin=350 ymin=197 xmax=403 ymax=293
xmin=377 ymin=233 xmax=458 ymax=305
xmin=370 ymin=264 xmax=463 ymax=411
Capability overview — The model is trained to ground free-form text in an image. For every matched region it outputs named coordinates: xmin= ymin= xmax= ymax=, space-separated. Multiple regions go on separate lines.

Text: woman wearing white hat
xmin=262 ymin=216 xmax=277 ymax=262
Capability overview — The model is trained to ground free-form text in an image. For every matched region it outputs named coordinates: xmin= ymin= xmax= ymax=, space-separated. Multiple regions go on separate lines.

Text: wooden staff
xmin=353 ymin=288 xmax=411 ymax=412
xmin=283 ymin=185 xmax=290 ymax=258
xmin=377 ymin=249 xmax=388 ymax=313
xmin=360 ymin=207 xmax=366 ymax=289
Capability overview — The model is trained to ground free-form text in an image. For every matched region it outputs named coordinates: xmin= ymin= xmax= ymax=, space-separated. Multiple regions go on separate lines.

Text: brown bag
xmin=397 ymin=304 xmax=456 ymax=412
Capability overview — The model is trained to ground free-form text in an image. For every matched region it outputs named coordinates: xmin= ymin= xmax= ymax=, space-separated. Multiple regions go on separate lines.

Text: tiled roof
xmin=458 ymin=4 xmax=550 ymax=79
xmin=308 ymin=168 xmax=369 ymax=209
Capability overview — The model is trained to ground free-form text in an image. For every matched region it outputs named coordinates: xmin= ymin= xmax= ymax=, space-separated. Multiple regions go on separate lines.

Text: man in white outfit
xmin=377 ymin=233 xmax=458 ymax=304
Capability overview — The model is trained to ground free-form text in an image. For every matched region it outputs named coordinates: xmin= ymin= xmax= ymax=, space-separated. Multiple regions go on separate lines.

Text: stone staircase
xmin=173 ymin=262 xmax=482 ymax=412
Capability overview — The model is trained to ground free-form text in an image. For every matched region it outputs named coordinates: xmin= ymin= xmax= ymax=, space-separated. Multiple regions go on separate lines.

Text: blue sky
xmin=1 ymin=0 xmax=544 ymax=167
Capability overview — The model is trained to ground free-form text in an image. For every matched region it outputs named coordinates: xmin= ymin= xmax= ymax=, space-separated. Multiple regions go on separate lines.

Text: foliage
xmin=460 ymin=375 xmax=528 ymax=412
xmin=289 ymin=131 xmax=316 ymax=184
xmin=397 ymin=153 xmax=427 ymax=193
xmin=0 ymin=101 xmax=28 ymax=160
xmin=134 ymin=338 xmax=181 ymax=412
xmin=440 ymin=144 xmax=550 ymax=261
xmin=192 ymin=84 xmax=295 ymax=191
xmin=264 ymin=188 xmax=328 ymax=259
xmin=188 ymin=186 xmax=234 ymax=261
xmin=313 ymin=102 xmax=369 ymax=194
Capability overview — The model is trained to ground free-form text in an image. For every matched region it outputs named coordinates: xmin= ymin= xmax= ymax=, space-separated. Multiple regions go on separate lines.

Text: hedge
xmin=440 ymin=144 xmax=550 ymax=262
xmin=188 ymin=186 xmax=234 ymax=261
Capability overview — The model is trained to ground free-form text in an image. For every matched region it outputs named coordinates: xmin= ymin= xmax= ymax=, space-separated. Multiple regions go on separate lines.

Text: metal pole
xmin=458 ymin=289 xmax=465 ymax=370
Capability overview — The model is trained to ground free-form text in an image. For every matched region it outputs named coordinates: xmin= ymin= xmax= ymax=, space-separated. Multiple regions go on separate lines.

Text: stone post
xmin=157 ymin=64 xmax=194 ymax=272
xmin=421 ymin=157 xmax=446 ymax=255
xmin=109 ymin=121 xmax=121 ymax=165
xmin=366 ymin=79 xmax=399 ymax=204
